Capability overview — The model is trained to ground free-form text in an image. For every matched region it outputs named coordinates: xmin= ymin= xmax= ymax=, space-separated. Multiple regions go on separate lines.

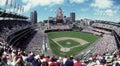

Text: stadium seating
xmin=0 ymin=19 xmax=120 ymax=66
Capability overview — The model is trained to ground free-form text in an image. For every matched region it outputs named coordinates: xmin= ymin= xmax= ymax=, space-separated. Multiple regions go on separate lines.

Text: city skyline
xmin=0 ymin=0 xmax=120 ymax=22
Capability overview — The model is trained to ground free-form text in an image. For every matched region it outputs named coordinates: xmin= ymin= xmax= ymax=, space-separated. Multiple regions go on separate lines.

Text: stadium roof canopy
xmin=0 ymin=11 xmax=28 ymax=19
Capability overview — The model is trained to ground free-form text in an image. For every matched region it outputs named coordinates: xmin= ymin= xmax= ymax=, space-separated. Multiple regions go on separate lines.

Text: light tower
xmin=56 ymin=7 xmax=63 ymax=19
xmin=56 ymin=7 xmax=64 ymax=24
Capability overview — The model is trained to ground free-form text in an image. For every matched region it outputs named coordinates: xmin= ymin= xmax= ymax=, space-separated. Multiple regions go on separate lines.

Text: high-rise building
xmin=30 ymin=12 xmax=34 ymax=23
xmin=30 ymin=10 xmax=37 ymax=24
xmin=33 ymin=11 xmax=37 ymax=23
xmin=70 ymin=12 xmax=75 ymax=22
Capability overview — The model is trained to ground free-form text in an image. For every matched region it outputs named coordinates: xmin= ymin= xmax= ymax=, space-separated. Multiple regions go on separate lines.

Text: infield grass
xmin=48 ymin=31 xmax=99 ymax=56
xmin=57 ymin=39 xmax=80 ymax=47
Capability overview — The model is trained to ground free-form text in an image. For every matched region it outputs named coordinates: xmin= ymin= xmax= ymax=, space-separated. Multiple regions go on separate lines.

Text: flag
xmin=5 ymin=0 xmax=8 ymax=5
xmin=10 ymin=0 xmax=13 ymax=7
xmin=17 ymin=4 xmax=19 ymax=10
xmin=20 ymin=6 xmax=22 ymax=13
xmin=19 ymin=6 xmax=21 ymax=11
xmin=17 ymin=5 xmax=21 ymax=14
xmin=19 ymin=6 xmax=22 ymax=14
xmin=13 ymin=2 xmax=16 ymax=8
xmin=22 ymin=7 xmax=24 ymax=13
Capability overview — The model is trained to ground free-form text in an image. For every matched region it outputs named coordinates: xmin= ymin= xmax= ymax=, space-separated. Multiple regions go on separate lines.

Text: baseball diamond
xmin=48 ymin=31 xmax=99 ymax=56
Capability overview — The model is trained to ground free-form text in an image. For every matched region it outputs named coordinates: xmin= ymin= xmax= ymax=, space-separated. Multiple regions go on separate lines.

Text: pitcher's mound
xmin=66 ymin=42 xmax=71 ymax=45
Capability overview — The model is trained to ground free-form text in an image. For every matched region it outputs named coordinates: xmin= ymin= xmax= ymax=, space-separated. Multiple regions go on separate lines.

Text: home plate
xmin=60 ymin=47 xmax=70 ymax=52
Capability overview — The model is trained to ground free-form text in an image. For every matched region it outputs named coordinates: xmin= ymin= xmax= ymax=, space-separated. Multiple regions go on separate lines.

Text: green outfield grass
xmin=48 ymin=31 xmax=100 ymax=56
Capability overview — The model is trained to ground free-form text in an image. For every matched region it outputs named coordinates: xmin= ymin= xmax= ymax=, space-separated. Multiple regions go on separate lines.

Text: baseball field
xmin=47 ymin=31 xmax=99 ymax=56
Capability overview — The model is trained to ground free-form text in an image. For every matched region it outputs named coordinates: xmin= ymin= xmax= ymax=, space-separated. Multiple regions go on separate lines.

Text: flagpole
xmin=3 ymin=0 xmax=8 ymax=20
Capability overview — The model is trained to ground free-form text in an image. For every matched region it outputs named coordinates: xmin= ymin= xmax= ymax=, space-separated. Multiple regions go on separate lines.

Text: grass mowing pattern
xmin=48 ymin=31 xmax=99 ymax=56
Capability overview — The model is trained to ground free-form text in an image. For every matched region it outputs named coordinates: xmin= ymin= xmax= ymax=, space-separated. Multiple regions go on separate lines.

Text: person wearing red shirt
xmin=74 ymin=58 xmax=82 ymax=66
xmin=50 ymin=56 xmax=58 ymax=66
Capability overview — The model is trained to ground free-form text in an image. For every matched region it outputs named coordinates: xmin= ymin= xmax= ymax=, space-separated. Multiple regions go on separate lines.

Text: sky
xmin=0 ymin=0 xmax=120 ymax=22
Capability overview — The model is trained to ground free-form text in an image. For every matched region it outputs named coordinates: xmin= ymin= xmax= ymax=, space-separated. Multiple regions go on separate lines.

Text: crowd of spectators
xmin=25 ymin=30 xmax=46 ymax=55
xmin=0 ymin=20 xmax=31 ymax=46
xmin=91 ymin=34 xmax=117 ymax=55
xmin=80 ymin=22 xmax=120 ymax=66
xmin=0 ymin=20 xmax=120 ymax=66
xmin=1 ymin=44 xmax=120 ymax=66
xmin=82 ymin=26 xmax=102 ymax=36
xmin=82 ymin=25 xmax=112 ymax=36
xmin=81 ymin=22 xmax=118 ymax=60
xmin=92 ymin=22 xmax=120 ymax=36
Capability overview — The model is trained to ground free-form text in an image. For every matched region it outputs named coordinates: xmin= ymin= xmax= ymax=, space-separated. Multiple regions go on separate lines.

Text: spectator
xmin=65 ymin=57 xmax=73 ymax=66
xmin=101 ymin=57 xmax=106 ymax=65
xmin=32 ymin=55 xmax=41 ymax=66
xmin=26 ymin=52 xmax=34 ymax=63
xmin=50 ymin=56 xmax=58 ymax=66
xmin=15 ymin=50 xmax=24 ymax=66
xmin=74 ymin=58 xmax=82 ymax=66
xmin=57 ymin=57 xmax=64 ymax=66
xmin=41 ymin=58 xmax=49 ymax=66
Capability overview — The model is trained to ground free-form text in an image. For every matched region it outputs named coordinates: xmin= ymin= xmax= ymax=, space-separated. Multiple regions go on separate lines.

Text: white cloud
xmin=91 ymin=0 xmax=113 ymax=9
xmin=70 ymin=0 xmax=86 ymax=3
xmin=22 ymin=0 xmax=29 ymax=3
xmin=0 ymin=0 xmax=14 ymax=7
xmin=22 ymin=0 xmax=64 ymax=12
xmin=23 ymin=3 xmax=32 ymax=13
xmin=0 ymin=0 xmax=6 ymax=6
xmin=98 ymin=9 xmax=114 ymax=16
xmin=93 ymin=9 xmax=103 ymax=16
xmin=6 ymin=8 xmax=15 ymax=13
xmin=113 ymin=6 xmax=120 ymax=12
xmin=93 ymin=8 xmax=119 ymax=21
xmin=105 ymin=9 xmax=114 ymax=16
xmin=116 ymin=19 xmax=120 ymax=22
xmin=6 ymin=8 xmax=23 ymax=14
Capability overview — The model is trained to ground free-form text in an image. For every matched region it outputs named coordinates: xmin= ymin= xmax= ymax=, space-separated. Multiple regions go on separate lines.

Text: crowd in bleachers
xmin=81 ymin=22 xmax=119 ymax=57
xmin=1 ymin=44 xmax=120 ymax=66
xmin=79 ymin=22 xmax=120 ymax=66
xmin=92 ymin=22 xmax=120 ymax=36
xmin=0 ymin=20 xmax=120 ymax=66
xmin=0 ymin=20 xmax=31 ymax=45
xmin=25 ymin=31 xmax=46 ymax=55
xmin=82 ymin=26 xmax=112 ymax=36
xmin=91 ymin=34 xmax=117 ymax=55
xmin=82 ymin=26 xmax=102 ymax=36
